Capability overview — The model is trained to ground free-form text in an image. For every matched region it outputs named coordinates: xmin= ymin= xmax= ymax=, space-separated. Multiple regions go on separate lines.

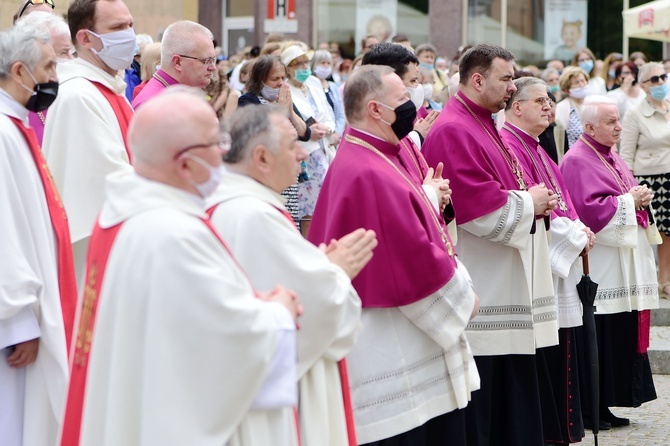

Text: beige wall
xmin=2 ymin=0 xmax=198 ymax=42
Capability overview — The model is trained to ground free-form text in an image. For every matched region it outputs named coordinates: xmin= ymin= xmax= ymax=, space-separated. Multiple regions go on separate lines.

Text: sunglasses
xmin=642 ymin=74 xmax=668 ymax=84
xmin=18 ymin=0 xmax=55 ymax=18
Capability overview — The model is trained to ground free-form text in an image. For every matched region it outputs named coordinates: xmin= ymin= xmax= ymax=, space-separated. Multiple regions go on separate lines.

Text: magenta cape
xmin=501 ymin=123 xmax=579 ymax=220
xmin=422 ymin=91 xmax=532 ymax=224
xmin=131 ymin=69 xmax=179 ymax=109
xmin=308 ymin=127 xmax=457 ymax=308
xmin=560 ymin=134 xmax=646 ymax=234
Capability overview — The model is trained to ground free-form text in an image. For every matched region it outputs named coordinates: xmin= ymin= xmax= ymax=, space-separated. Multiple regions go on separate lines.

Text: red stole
xmin=91 ymin=82 xmax=134 ymax=162
xmin=208 ymin=201 xmax=357 ymax=446
xmin=60 ymin=221 xmax=124 ymax=446
xmin=8 ymin=117 xmax=77 ymax=352
xmin=638 ymin=310 xmax=651 ymax=354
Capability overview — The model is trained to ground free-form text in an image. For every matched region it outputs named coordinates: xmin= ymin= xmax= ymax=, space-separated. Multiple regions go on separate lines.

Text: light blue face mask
xmin=579 ymin=60 xmax=594 ymax=74
xmin=419 ymin=62 xmax=434 ymax=71
xmin=548 ymin=85 xmax=561 ymax=94
xmin=294 ymin=68 xmax=312 ymax=83
xmin=608 ymin=69 xmax=616 ymax=78
xmin=650 ymin=83 xmax=669 ymax=101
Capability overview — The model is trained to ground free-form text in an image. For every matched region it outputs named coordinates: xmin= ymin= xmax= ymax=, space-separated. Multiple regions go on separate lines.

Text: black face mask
xmin=380 ymin=99 xmax=416 ymax=140
xmin=25 ymin=80 xmax=59 ymax=112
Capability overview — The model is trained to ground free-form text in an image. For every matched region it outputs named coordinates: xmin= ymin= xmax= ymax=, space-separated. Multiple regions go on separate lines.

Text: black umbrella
xmin=577 ymin=254 xmax=600 ymax=445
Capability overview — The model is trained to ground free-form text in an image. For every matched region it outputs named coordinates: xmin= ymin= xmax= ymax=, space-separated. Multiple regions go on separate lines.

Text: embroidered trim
xmin=614 ymin=195 xmax=628 ymax=245
xmin=467 ymin=321 xmax=533 ymax=330
xmin=477 ymin=305 xmax=531 ymax=315
xmin=483 ymin=191 xmax=523 ymax=243
xmin=533 ymin=296 xmax=557 ymax=308
xmin=596 ymin=283 xmax=657 ymax=301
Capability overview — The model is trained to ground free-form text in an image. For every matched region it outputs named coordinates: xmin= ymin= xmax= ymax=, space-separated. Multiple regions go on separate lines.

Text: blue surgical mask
xmin=579 ymin=60 xmax=594 ymax=74
xmin=608 ymin=69 xmax=616 ymax=78
xmin=650 ymin=83 xmax=669 ymax=101
xmin=419 ymin=62 xmax=433 ymax=71
xmin=294 ymin=68 xmax=312 ymax=83
xmin=548 ymin=85 xmax=560 ymax=94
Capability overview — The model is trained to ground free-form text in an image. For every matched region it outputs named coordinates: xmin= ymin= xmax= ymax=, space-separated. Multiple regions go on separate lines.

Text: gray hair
xmin=15 ymin=11 xmax=69 ymax=40
xmin=161 ymin=21 xmax=213 ymax=64
xmin=638 ymin=62 xmax=664 ymax=84
xmin=0 ymin=25 xmax=50 ymax=78
xmin=343 ymin=65 xmax=395 ymax=123
xmin=224 ymin=104 xmax=286 ymax=164
xmin=580 ymin=95 xmax=617 ymax=130
xmin=541 ymin=68 xmax=559 ymax=82
xmin=505 ymin=77 xmax=547 ymax=111
xmin=311 ymin=49 xmax=332 ymax=71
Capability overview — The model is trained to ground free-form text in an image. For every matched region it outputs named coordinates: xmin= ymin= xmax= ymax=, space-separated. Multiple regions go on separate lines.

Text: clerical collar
xmin=581 ymin=133 xmax=612 ymax=155
xmin=505 ymin=122 xmax=540 ymax=142
xmin=455 ymin=90 xmax=497 ymax=122
xmin=0 ymin=87 xmax=30 ymax=125
xmin=153 ymin=69 xmax=179 ymax=88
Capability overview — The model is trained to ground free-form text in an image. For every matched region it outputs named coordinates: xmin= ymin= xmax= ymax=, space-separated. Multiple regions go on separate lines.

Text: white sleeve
xmin=422 ymin=184 xmax=440 ymax=212
xmin=0 ymin=306 xmax=41 ymax=350
xmin=595 ymin=194 xmax=638 ymax=248
xmin=549 ymin=216 xmax=588 ymax=279
xmin=460 ymin=190 xmax=535 ymax=250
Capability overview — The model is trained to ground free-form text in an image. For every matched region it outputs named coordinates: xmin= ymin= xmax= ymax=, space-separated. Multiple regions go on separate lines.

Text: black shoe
xmin=602 ymin=408 xmax=630 ymax=427
xmin=583 ymin=417 xmax=611 ymax=431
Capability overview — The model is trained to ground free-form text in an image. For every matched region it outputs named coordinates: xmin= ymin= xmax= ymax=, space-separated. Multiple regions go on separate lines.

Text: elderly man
xmin=13 ymin=0 xmax=55 ymax=23
xmin=308 ymin=65 xmax=480 ymax=446
xmin=209 ymin=104 xmax=377 ymax=445
xmin=60 ymin=89 xmax=302 ymax=446
xmin=560 ymin=95 xmax=659 ymax=429
xmin=0 ymin=25 xmax=75 ymax=446
xmin=42 ymin=0 xmax=135 ymax=283
xmin=132 ymin=21 xmax=216 ymax=109
xmin=422 ymin=44 xmax=559 ymax=446
xmin=15 ymin=11 xmax=73 ymax=144
xmin=501 ymin=76 xmax=596 ymax=443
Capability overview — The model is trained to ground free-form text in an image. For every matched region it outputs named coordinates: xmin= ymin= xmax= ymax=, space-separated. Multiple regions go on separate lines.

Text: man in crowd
xmin=0 ymin=25 xmax=75 ymax=446
xmin=43 ymin=0 xmax=135 ymax=283
xmin=561 ymin=95 xmax=658 ymax=429
xmin=422 ymin=44 xmax=559 ymax=445
xmin=501 ymin=76 xmax=595 ymax=443
xmin=132 ymin=20 xmax=216 ymax=109
xmin=309 ymin=65 xmax=480 ymax=445
xmin=60 ymin=89 xmax=303 ymax=446
xmin=209 ymin=104 xmax=377 ymax=445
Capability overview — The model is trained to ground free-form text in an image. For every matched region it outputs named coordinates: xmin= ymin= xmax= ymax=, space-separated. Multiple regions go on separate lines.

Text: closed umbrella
xmin=577 ymin=254 xmax=599 ymax=445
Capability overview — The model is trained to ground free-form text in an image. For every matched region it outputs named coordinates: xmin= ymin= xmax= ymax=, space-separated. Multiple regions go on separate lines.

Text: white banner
xmin=544 ymin=0 xmax=588 ymax=61
xmin=355 ymin=0 xmax=397 ymax=54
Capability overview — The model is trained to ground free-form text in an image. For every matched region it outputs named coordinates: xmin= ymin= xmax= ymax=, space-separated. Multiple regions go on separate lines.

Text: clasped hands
xmin=423 ymin=162 xmax=451 ymax=211
xmin=529 ymin=183 xmax=558 ymax=217
xmin=630 ymin=185 xmax=653 ymax=210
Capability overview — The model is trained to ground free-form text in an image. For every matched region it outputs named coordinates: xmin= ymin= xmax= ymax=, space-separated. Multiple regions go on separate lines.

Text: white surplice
xmin=0 ymin=90 xmax=69 ymax=446
xmin=459 ymin=191 xmax=559 ymax=355
xmin=589 ymin=194 xmax=659 ymax=314
xmin=42 ymin=59 xmax=133 ymax=282
xmin=78 ymin=171 xmax=297 ymax=446
xmin=208 ymin=170 xmax=361 ymax=446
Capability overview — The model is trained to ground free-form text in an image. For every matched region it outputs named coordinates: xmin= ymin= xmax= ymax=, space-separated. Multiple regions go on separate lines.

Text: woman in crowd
xmin=310 ymin=50 xmax=345 ymax=145
xmin=132 ymin=42 xmax=161 ymax=100
xmin=630 ymin=51 xmax=648 ymax=69
xmin=237 ymin=55 xmax=313 ymax=226
xmin=555 ymin=66 xmax=591 ymax=147
xmin=542 ymin=67 xmax=564 ymax=102
xmin=600 ymin=52 xmax=624 ymax=91
xmin=571 ymin=47 xmax=606 ymax=95
xmin=205 ymin=64 xmax=239 ymax=121
xmin=607 ymin=61 xmax=645 ymax=120
xmin=282 ymin=43 xmax=336 ymax=236
xmin=620 ymin=62 xmax=670 ymax=297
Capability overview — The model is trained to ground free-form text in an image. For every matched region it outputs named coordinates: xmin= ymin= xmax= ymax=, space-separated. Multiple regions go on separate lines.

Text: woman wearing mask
xmin=571 ymin=48 xmax=606 ymax=95
xmin=310 ymin=50 xmax=345 ymax=146
xmin=600 ymin=52 xmax=624 ymax=91
xmin=282 ymin=44 xmax=336 ymax=236
xmin=237 ymin=55 xmax=312 ymax=226
xmin=542 ymin=67 xmax=564 ymax=102
xmin=620 ymin=62 xmax=670 ymax=298
xmin=555 ymin=66 xmax=591 ymax=147
xmin=606 ymin=61 xmax=645 ymax=120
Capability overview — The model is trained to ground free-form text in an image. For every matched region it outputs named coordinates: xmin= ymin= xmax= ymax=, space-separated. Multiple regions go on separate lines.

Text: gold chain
xmin=579 ymin=136 xmax=632 ymax=195
xmin=454 ymin=94 xmax=527 ymax=190
xmin=399 ymin=138 xmax=426 ymax=180
xmin=152 ymin=72 xmax=171 ymax=88
xmin=345 ymin=134 xmax=454 ymax=256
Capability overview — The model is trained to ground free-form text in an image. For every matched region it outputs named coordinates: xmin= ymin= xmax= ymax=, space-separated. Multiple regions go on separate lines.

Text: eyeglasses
xmin=18 ymin=0 xmax=55 ymax=17
xmin=642 ymin=74 xmax=668 ymax=84
xmin=178 ymin=55 xmax=217 ymax=66
xmin=174 ymin=141 xmax=227 ymax=159
xmin=518 ymin=97 xmax=552 ymax=106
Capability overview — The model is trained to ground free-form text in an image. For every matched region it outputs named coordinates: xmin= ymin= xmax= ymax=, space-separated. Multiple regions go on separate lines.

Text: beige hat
xmin=281 ymin=45 xmax=314 ymax=66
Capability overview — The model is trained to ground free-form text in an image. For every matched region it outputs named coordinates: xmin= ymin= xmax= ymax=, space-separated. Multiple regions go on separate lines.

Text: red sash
xmin=91 ymin=82 xmax=134 ymax=163
xmin=60 ymin=222 xmax=124 ymax=446
xmin=9 ymin=117 xmax=77 ymax=352
xmin=638 ymin=309 xmax=651 ymax=354
xmin=209 ymin=201 xmax=357 ymax=445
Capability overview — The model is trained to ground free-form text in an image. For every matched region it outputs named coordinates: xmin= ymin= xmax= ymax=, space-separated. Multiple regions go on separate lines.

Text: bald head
xmin=130 ymin=88 xmax=218 ymax=167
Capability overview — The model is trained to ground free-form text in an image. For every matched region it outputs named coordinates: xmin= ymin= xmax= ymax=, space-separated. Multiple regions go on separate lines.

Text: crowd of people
xmin=1 ymin=0 xmax=666 ymax=445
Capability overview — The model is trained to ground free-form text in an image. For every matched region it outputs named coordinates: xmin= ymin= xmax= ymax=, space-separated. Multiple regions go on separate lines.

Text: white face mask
xmin=88 ymin=28 xmax=137 ymax=71
xmin=422 ymin=83 xmax=434 ymax=101
xmin=314 ymin=65 xmax=332 ymax=80
xmin=187 ymin=154 xmax=224 ymax=198
xmin=407 ymin=85 xmax=424 ymax=110
xmin=569 ymin=86 xmax=589 ymax=99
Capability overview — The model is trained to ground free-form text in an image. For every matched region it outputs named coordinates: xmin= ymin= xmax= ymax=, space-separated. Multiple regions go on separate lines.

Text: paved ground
xmin=578 ymin=374 xmax=670 ymax=445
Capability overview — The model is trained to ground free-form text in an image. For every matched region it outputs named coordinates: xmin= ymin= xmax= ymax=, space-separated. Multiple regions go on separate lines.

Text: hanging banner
xmin=355 ymin=0 xmax=397 ymax=54
xmin=544 ymin=0 xmax=588 ymax=61
xmin=264 ymin=0 xmax=298 ymax=33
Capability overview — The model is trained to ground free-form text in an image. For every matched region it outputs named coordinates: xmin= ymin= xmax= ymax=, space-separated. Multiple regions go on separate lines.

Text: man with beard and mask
xmin=0 ymin=25 xmax=76 ymax=446
xmin=422 ymin=44 xmax=560 ymax=446
xmin=60 ymin=88 xmax=303 ymax=446
xmin=308 ymin=65 xmax=481 ymax=446
xmin=131 ymin=21 xmax=217 ymax=109
xmin=42 ymin=0 xmax=135 ymax=283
